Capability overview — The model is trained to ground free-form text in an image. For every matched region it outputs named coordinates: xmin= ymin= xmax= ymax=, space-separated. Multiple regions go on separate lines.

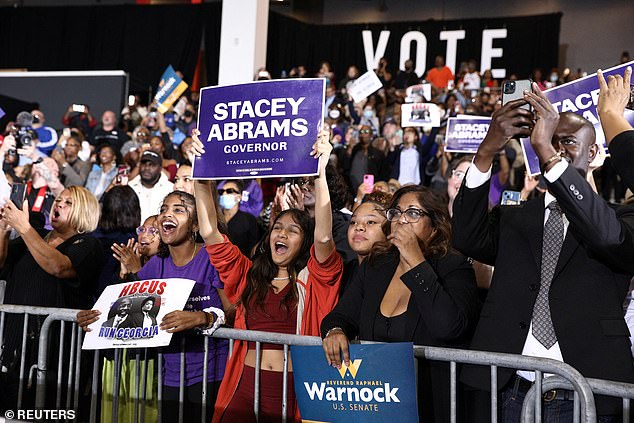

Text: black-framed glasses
xmin=359 ymin=129 xmax=372 ymax=134
xmin=218 ymin=188 xmax=240 ymax=195
xmin=386 ymin=207 xmax=430 ymax=223
xmin=136 ymin=226 xmax=159 ymax=236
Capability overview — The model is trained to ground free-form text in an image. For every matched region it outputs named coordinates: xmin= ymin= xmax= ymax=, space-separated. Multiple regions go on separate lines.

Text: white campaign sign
xmin=348 ymin=70 xmax=383 ymax=103
xmin=82 ymin=278 xmax=195 ymax=350
xmin=401 ymin=103 xmax=441 ymax=128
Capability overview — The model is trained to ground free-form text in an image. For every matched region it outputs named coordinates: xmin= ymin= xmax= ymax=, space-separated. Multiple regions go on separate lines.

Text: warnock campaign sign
xmin=154 ymin=65 xmax=189 ymax=114
xmin=445 ymin=116 xmax=491 ymax=153
xmin=291 ymin=343 xmax=418 ymax=423
xmin=543 ymin=60 xmax=634 ymax=153
xmin=192 ymin=79 xmax=325 ymax=180
xmin=82 ymin=278 xmax=195 ymax=350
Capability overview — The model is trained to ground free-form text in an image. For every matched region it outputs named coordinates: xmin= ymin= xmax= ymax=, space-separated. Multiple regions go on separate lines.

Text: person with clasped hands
xmin=321 ymin=185 xmax=480 ymax=423
xmin=452 ymin=84 xmax=634 ymax=422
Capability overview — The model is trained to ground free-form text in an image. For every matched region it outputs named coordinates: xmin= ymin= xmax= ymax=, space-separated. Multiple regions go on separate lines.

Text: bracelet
xmin=540 ymin=153 xmax=561 ymax=173
xmin=324 ymin=327 xmax=344 ymax=339
xmin=202 ymin=311 xmax=214 ymax=329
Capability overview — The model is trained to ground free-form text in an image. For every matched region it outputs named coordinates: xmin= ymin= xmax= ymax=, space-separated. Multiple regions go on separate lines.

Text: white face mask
xmin=219 ymin=194 xmax=237 ymax=210
xmin=363 ymin=110 xmax=374 ymax=118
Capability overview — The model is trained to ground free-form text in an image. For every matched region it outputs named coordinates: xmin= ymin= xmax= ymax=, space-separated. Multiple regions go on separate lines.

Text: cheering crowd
xmin=0 ymin=55 xmax=633 ymax=423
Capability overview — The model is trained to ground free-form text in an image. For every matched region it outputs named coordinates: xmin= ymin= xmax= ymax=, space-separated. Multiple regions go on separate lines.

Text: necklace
xmin=272 ymin=276 xmax=290 ymax=280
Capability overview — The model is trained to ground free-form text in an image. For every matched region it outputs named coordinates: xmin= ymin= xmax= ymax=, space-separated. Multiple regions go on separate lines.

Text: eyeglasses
xmin=136 ymin=226 xmax=159 ymax=236
xmin=359 ymin=129 xmax=372 ymax=134
xmin=218 ymin=188 xmax=240 ymax=195
xmin=451 ymin=169 xmax=466 ymax=180
xmin=386 ymin=207 xmax=430 ymax=223
xmin=137 ymin=132 xmax=150 ymax=137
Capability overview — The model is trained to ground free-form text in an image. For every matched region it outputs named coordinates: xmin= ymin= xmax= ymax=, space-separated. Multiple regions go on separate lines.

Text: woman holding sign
xmin=78 ymin=190 xmax=229 ymax=422
xmin=192 ymin=129 xmax=343 ymax=423
xmin=320 ymin=185 xmax=479 ymax=423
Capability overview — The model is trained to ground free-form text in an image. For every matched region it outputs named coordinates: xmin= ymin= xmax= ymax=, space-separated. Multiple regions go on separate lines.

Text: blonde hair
xmin=64 ymin=186 xmax=100 ymax=234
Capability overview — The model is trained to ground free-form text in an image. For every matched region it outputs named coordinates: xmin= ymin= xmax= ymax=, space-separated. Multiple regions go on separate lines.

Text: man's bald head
xmin=552 ymin=112 xmax=598 ymax=176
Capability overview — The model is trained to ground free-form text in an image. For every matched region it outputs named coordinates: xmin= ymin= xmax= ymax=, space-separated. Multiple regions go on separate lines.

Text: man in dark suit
xmin=101 ymin=297 xmax=135 ymax=329
xmin=452 ymin=84 xmax=634 ymax=422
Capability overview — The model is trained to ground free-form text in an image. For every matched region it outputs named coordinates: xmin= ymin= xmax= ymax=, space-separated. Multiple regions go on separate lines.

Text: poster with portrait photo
xmin=82 ymin=278 xmax=195 ymax=350
xmin=401 ymin=103 xmax=441 ymax=128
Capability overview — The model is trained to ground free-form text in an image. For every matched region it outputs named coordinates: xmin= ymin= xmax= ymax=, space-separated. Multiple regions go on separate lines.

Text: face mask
xmin=219 ymin=194 xmax=237 ymax=210
xmin=328 ymin=109 xmax=341 ymax=119
xmin=550 ymin=73 xmax=558 ymax=83
xmin=363 ymin=110 xmax=374 ymax=119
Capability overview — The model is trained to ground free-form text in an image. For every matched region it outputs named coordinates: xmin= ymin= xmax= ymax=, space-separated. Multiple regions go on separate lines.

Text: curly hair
xmin=369 ymin=185 xmax=452 ymax=261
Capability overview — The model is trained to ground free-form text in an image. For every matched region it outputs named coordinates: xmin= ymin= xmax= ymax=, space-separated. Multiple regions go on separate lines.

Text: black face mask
xmin=184 ymin=111 xmax=194 ymax=118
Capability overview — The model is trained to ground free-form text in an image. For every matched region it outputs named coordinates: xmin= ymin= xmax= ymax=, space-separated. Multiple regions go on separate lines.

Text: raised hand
xmin=387 ymin=223 xmax=426 ymax=270
xmin=523 ymin=82 xmax=560 ymax=161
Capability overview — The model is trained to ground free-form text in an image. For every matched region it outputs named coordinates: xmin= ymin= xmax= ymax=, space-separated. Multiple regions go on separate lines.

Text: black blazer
xmin=452 ymin=164 xmax=634 ymax=414
xmin=321 ymin=250 xmax=480 ymax=423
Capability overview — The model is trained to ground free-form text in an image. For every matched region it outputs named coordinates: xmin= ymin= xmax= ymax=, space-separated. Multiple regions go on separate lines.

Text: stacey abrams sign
xmin=193 ymin=79 xmax=324 ymax=179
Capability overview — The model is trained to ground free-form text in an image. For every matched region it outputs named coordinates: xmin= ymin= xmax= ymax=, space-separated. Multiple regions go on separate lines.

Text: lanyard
xmin=27 ymin=182 xmax=47 ymax=213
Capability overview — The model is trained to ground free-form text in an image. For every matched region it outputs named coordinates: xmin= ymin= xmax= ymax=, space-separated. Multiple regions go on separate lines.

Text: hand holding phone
xmin=10 ymin=183 xmax=27 ymax=210
xmin=72 ymin=104 xmax=86 ymax=113
xmin=363 ymin=174 xmax=374 ymax=193
xmin=502 ymin=80 xmax=532 ymax=110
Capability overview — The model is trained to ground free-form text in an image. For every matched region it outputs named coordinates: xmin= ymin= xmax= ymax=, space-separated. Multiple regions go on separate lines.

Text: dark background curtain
xmin=266 ymin=13 xmax=561 ymax=81
xmin=0 ymin=5 xmax=559 ymax=97
xmin=0 ymin=4 xmax=206 ymax=93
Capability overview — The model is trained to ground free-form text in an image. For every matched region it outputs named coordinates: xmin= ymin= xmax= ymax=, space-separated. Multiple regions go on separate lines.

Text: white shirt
xmin=128 ymin=173 xmax=174 ymax=222
xmin=463 ymin=71 xmax=481 ymax=91
xmin=624 ymin=280 xmax=634 ymax=357
xmin=398 ymin=146 xmax=421 ymax=186
xmin=465 ymin=159 xmax=570 ymax=380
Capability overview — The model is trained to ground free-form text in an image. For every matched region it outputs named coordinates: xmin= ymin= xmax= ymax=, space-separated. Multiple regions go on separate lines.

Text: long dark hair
xmin=240 ymin=209 xmax=314 ymax=315
xmin=370 ymin=185 xmax=452 ymax=261
xmin=99 ymin=185 xmax=141 ymax=233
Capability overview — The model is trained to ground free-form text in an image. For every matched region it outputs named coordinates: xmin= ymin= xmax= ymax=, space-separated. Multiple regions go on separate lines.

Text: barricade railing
xmin=3 ymin=304 xmax=633 ymax=423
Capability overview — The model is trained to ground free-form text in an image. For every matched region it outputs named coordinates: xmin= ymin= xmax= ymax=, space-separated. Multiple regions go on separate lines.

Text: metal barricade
xmin=3 ymin=304 xmax=633 ymax=423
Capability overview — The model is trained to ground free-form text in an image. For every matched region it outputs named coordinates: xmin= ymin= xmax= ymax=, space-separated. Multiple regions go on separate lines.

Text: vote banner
xmin=193 ymin=79 xmax=325 ymax=180
xmin=154 ymin=65 xmax=189 ymax=114
xmin=291 ymin=343 xmax=418 ymax=423
xmin=401 ymin=103 xmax=441 ymax=128
xmin=445 ymin=116 xmax=491 ymax=153
xmin=82 ymin=278 xmax=195 ymax=350
xmin=543 ymin=60 xmax=634 ymax=152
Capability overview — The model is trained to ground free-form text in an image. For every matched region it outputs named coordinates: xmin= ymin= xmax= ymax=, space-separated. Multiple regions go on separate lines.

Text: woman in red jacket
xmin=192 ymin=129 xmax=343 ymax=423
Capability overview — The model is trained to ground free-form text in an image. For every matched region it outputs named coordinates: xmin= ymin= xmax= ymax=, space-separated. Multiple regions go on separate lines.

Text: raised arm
xmin=597 ymin=67 xmax=632 ymax=143
xmin=311 ymin=130 xmax=336 ymax=263
xmin=191 ymin=129 xmax=224 ymax=245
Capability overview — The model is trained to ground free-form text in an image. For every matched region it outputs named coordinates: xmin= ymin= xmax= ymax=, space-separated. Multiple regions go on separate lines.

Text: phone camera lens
xmin=503 ymin=81 xmax=516 ymax=94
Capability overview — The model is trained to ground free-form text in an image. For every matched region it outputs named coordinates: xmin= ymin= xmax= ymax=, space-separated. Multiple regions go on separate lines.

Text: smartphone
xmin=63 ymin=128 xmax=71 ymax=138
xmin=502 ymin=79 xmax=532 ymax=110
xmin=501 ymin=190 xmax=522 ymax=206
xmin=10 ymin=183 xmax=27 ymax=210
xmin=116 ymin=165 xmax=129 ymax=185
xmin=128 ymin=95 xmax=136 ymax=107
xmin=72 ymin=104 xmax=86 ymax=113
xmin=363 ymin=174 xmax=374 ymax=192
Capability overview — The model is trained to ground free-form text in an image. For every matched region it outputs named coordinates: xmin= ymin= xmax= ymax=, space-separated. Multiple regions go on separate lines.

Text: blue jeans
xmin=500 ymin=377 xmax=618 ymax=423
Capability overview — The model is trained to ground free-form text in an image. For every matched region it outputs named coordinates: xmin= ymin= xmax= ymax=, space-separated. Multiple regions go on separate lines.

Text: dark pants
xmin=465 ymin=376 xmax=620 ymax=423
xmin=162 ymin=380 xmax=221 ymax=423
xmin=220 ymin=365 xmax=296 ymax=423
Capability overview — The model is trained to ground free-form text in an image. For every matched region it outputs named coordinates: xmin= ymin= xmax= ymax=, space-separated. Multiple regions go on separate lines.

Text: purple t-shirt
xmin=138 ymin=247 xmax=227 ymax=386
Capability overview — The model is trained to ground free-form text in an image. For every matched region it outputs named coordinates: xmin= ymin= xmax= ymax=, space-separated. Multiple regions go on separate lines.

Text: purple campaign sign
xmin=543 ymin=60 xmax=634 ymax=152
xmin=193 ymin=79 xmax=325 ymax=180
xmin=445 ymin=116 xmax=491 ymax=153
xmin=520 ymin=138 xmax=541 ymax=176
